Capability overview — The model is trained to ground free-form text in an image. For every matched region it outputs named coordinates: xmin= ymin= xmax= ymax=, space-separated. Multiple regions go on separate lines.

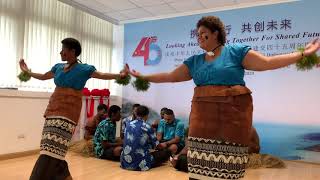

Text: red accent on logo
xmin=132 ymin=36 xmax=157 ymax=65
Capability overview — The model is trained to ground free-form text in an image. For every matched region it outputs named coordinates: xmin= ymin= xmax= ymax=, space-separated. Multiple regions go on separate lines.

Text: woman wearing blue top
xmin=19 ymin=38 xmax=128 ymax=180
xmin=128 ymin=16 xmax=320 ymax=180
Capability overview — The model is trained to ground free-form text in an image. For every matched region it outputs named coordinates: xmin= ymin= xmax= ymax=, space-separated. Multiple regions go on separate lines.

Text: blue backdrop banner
xmin=123 ymin=0 xmax=320 ymax=163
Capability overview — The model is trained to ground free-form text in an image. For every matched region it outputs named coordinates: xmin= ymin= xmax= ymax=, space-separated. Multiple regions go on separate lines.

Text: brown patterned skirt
xmin=188 ymin=85 xmax=253 ymax=180
xmin=41 ymin=87 xmax=83 ymax=160
xmin=44 ymin=87 xmax=83 ymax=124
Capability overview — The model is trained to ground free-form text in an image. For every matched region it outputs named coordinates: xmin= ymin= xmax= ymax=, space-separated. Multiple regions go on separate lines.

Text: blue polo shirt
xmin=157 ymin=119 xmax=185 ymax=146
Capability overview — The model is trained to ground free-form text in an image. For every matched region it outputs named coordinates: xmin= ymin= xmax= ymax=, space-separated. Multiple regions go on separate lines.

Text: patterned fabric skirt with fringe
xmin=188 ymin=86 xmax=253 ymax=180
xmin=40 ymin=116 xmax=77 ymax=160
xmin=188 ymin=137 xmax=248 ymax=179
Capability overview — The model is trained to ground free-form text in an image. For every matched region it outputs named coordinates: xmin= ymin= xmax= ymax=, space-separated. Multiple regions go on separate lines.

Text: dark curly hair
xmin=61 ymin=38 xmax=82 ymax=57
xmin=197 ymin=16 xmax=226 ymax=45
xmin=136 ymin=105 xmax=149 ymax=117
xmin=108 ymin=105 xmax=121 ymax=118
xmin=164 ymin=108 xmax=174 ymax=116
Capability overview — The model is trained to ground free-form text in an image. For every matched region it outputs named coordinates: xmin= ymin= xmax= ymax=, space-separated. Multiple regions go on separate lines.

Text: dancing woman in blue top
xmin=19 ymin=38 xmax=128 ymax=180
xmin=128 ymin=16 xmax=320 ymax=180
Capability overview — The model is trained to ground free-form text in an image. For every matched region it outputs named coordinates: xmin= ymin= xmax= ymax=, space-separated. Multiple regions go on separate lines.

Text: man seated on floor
xmin=120 ymin=105 xmax=171 ymax=171
xmin=157 ymin=108 xmax=185 ymax=155
xmin=151 ymin=107 xmax=168 ymax=131
xmin=94 ymin=105 xmax=123 ymax=161
xmin=120 ymin=103 xmax=140 ymax=139
xmin=85 ymin=104 xmax=108 ymax=140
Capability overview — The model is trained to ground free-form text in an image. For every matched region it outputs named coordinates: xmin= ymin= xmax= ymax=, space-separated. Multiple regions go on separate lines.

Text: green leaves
xmin=115 ymin=75 xmax=131 ymax=86
xmin=132 ymin=77 xmax=150 ymax=92
xmin=115 ymin=75 xmax=150 ymax=92
xmin=296 ymin=47 xmax=320 ymax=71
xmin=17 ymin=71 xmax=31 ymax=82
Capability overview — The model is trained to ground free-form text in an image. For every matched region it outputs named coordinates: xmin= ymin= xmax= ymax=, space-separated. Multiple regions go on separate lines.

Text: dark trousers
xmin=174 ymin=154 xmax=188 ymax=172
xmin=160 ymin=140 xmax=185 ymax=154
xmin=100 ymin=147 xmax=120 ymax=161
xmin=151 ymin=149 xmax=171 ymax=168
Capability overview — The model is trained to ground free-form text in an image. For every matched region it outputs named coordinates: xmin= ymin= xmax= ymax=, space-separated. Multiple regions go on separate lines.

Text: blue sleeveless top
xmin=51 ymin=63 xmax=96 ymax=90
xmin=183 ymin=44 xmax=251 ymax=86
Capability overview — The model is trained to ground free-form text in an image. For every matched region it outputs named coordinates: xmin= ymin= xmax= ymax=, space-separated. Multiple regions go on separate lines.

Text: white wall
xmin=0 ymin=90 xmax=50 ymax=155
xmin=0 ymin=89 xmax=122 ymax=155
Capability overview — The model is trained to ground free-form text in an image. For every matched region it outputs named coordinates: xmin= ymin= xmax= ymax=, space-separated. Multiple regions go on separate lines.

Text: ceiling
xmin=60 ymin=0 xmax=295 ymax=24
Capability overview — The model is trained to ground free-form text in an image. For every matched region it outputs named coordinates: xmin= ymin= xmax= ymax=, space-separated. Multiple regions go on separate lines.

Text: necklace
xmin=207 ymin=44 xmax=222 ymax=56
xmin=64 ymin=60 xmax=78 ymax=71
xmin=66 ymin=60 xmax=78 ymax=68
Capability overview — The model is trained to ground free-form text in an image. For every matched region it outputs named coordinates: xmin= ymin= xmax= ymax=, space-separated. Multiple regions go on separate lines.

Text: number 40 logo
xmin=132 ymin=36 xmax=162 ymax=66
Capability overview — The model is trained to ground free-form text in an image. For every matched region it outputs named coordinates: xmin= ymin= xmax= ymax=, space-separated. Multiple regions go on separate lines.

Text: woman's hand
xmin=119 ymin=64 xmax=130 ymax=78
xmin=19 ymin=59 xmax=30 ymax=73
xmin=303 ymin=38 xmax=320 ymax=56
xmin=127 ymin=64 xmax=143 ymax=78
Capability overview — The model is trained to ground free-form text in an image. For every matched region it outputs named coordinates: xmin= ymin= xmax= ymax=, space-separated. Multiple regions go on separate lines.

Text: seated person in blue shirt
xmin=94 ymin=105 xmax=123 ymax=161
xmin=157 ymin=108 xmax=185 ymax=155
xmin=151 ymin=107 xmax=168 ymax=131
xmin=121 ymin=105 xmax=171 ymax=171
xmin=120 ymin=103 xmax=140 ymax=139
